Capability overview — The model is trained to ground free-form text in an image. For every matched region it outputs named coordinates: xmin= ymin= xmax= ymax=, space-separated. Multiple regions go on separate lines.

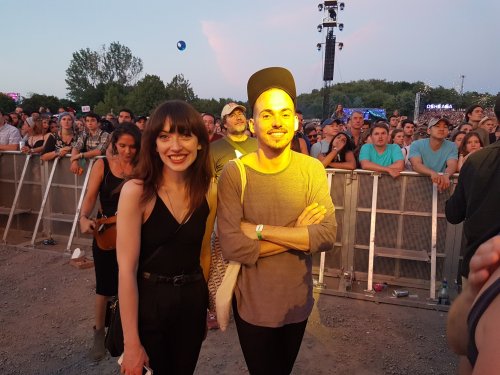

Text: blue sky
xmin=1 ymin=0 xmax=498 ymax=102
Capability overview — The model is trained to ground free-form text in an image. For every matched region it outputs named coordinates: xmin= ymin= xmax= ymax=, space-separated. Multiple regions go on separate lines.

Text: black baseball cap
xmin=247 ymin=67 xmax=296 ymax=112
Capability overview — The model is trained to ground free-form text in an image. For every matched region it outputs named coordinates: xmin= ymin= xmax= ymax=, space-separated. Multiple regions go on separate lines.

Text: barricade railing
xmin=1 ymin=151 xmax=463 ymax=298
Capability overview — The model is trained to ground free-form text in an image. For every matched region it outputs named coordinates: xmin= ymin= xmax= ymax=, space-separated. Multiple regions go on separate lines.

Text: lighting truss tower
xmin=317 ymin=1 xmax=345 ymax=119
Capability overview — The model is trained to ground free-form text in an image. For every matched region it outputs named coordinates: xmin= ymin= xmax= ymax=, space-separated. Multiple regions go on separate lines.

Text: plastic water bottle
xmin=438 ymin=279 xmax=450 ymax=305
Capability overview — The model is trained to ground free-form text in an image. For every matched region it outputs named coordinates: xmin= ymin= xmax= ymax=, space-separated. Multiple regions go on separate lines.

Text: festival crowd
xmin=1 ymin=78 xmax=499 ymax=375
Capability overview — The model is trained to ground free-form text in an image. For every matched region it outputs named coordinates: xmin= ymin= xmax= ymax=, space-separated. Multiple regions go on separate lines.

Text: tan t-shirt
xmin=217 ymin=151 xmax=337 ymax=327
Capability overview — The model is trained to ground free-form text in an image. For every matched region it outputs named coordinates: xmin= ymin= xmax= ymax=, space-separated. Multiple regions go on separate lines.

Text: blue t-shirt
xmin=408 ymin=139 xmax=457 ymax=173
xmin=310 ymin=140 xmax=330 ymax=158
xmin=359 ymin=143 xmax=403 ymax=167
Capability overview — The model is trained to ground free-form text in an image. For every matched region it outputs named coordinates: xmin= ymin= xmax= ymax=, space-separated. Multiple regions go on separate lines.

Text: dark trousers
xmin=233 ymin=299 xmax=307 ymax=375
xmin=137 ymin=277 xmax=208 ymax=375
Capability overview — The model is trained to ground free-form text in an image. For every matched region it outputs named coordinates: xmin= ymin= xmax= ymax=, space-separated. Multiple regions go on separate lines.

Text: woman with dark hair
xmin=452 ymin=130 xmax=466 ymax=151
xmin=317 ymin=131 xmax=356 ymax=169
xmin=117 ymin=100 xmax=216 ymax=375
xmin=458 ymin=131 xmax=483 ymax=171
xmin=78 ymin=123 xmax=142 ymax=361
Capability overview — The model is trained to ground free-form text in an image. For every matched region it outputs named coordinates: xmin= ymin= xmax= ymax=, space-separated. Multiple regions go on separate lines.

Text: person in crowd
xmin=202 ymin=112 xmax=223 ymax=143
xmin=118 ymin=108 xmax=134 ymax=124
xmin=135 ymin=115 xmax=147 ymax=132
xmin=210 ymin=102 xmax=257 ymax=179
xmin=361 ymin=119 xmax=371 ymax=134
xmin=409 ymin=117 xmax=458 ymax=191
xmin=290 ymin=123 xmax=309 ymax=155
xmin=346 ymin=110 xmax=363 ymax=148
xmin=317 ymin=131 xmax=356 ymax=170
xmin=70 ymin=113 xmax=110 ymax=174
xmin=217 ymin=66 xmax=336 ymax=374
xmin=310 ymin=118 xmax=341 ymax=158
xmin=447 ymin=235 xmax=500 ymax=374
xmin=475 ymin=116 xmax=497 ymax=146
xmin=117 ymin=100 xmax=215 ymax=374
xmin=75 ymin=117 xmax=86 ymax=136
xmin=48 ymin=119 xmax=58 ymax=135
xmin=41 ymin=116 xmax=50 ymax=136
xmin=9 ymin=112 xmax=21 ymax=128
xmin=458 ymin=123 xmax=473 ymax=134
xmin=359 ymin=123 xmax=404 ymax=178
xmin=20 ymin=118 xmax=45 ymax=154
xmin=464 ymin=104 xmax=484 ymax=128
xmin=0 ymin=108 xmax=22 ymax=151
xmin=446 ymin=94 xmax=500 ymax=290
xmin=332 ymin=103 xmax=347 ymax=123
xmin=40 ymin=112 xmax=76 ymax=161
xmin=452 ymin=131 xmax=466 ymax=152
xmin=388 ymin=115 xmax=399 ymax=130
xmin=458 ymin=132 xmax=483 ymax=171
xmin=79 ymin=123 xmax=141 ymax=361
xmin=304 ymin=123 xmax=318 ymax=145
xmin=390 ymin=128 xmax=404 ymax=147
xmin=57 ymin=107 xmax=66 ymax=114
xmin=295 ymin=110 xmax=312 ymax=152
xmin=401 ymin=119 xmax=415 ymax=146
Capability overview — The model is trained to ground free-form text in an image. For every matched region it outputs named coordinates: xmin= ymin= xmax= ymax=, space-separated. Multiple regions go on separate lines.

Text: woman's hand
xmin=58 ymin=146 xmax=71 ymax=157
xmin=20 ymin=145 xmax=30 ymax=154
xmin=79 ymin=216 xmax=96 ymax=234
xmin=332 ymin=136 xmax=346 ymax=152
xmin=121 ymin=344 xmax=150 ymax=375
xmin=295 ymin=203 xmax=326 ymax=227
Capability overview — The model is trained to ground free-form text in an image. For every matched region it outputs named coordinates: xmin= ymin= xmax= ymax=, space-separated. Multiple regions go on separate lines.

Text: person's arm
xmin=298 ymin=137 xmax=309 ymax=155
xmin=40 ymin=134 xmax=57 ymax=161
xmin=318 ymin=147 xmax=340 ymax=167
xmin=200 ymin=180 xmax=217 ymax=280
xmin=447 ymin=236 xmax=500 ymax=355
xmin=360 ymin=159 xmax=403 ymax=178
xmin=445 ymin=163 xmax=468 ymax=224
xmin=457 ymin=154 xmax=466 ymax=172
xmin=473 ymin=268 xmax=500 ymax=374
xmin=329 ymin=150 xmax=356 ymax=170
xmin=79 ymin=159 xmax=104 ymax=234
xmin=0 ymin=143 xmax=19 ymax=151
xmin=70 ymin=134 xmax=84 ymax=173
xmin=116 ymin=180 xmax=150 ymax=375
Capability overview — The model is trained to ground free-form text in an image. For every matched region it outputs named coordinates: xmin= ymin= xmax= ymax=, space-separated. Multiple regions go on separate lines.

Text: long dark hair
xmin=459 ymin=131 xmax=483 ymax=156
xmin=110 ymin=123 xmax=142 ymax=166
xmin=327 ymin=131 xmax=353 ymax=162
xmin=132 ymin=100 xmax=211 ymax=211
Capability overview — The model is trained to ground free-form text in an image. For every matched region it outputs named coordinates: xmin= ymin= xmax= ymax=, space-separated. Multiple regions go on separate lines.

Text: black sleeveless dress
xmin=92 ymin=158 xmax=123 ymax=296
xmin=136 ymin=194 xmax=210 ymax=374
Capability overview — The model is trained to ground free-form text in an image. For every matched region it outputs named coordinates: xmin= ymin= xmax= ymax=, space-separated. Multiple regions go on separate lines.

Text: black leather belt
xmin=142 ymin=270 xmax=202 ymax=286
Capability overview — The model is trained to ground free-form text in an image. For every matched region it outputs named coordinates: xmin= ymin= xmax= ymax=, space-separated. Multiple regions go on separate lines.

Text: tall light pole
xmin=317 ymin=1 xmax=345 ymax=119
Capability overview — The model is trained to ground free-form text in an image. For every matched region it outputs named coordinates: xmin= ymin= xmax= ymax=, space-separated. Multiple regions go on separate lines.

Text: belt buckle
xmin=172 ymin=275 xmax=185 ymax=286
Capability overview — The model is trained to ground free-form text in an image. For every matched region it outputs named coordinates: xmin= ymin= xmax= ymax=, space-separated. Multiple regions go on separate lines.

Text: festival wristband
xmin=256 ymin=224 xmax=264 ymax=240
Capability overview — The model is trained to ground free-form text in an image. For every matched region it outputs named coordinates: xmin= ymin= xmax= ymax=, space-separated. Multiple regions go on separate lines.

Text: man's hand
xmin=430 ymin=172 xmax=450 ymax=192
xmin=295 ymin=202 xmax=326 ymax=227
xmin=240 ymin=221 xmax=258 ymax=240
xmin=386 ymin=168 xmax=401 ymax=179
xmin=58 ymin=146 xmax=71 ymax=157
xmin=70 ymin=160 xmax=80 ymax=174
xmin=468 ymin=235 xmax=500 ymax=295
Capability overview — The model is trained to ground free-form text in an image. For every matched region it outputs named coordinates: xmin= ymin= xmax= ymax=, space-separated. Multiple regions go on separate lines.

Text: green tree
xmin=65 ymin=42 xmax=143 ymax=107
xmin=94 ymin=84 xmax=129 ymax=116
xmin=0 ymin=94 xmax=16 ymax=113
xmin=166 ymin=74 xmax=197 ymax=102
xmin=125 ymin=75 xmax=167 ymax=115
xmin=21 ymin=93 xmax=62 ymax=114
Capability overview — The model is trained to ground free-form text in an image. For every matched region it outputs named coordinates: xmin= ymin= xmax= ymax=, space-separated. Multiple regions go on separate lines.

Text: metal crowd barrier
xmin=1 ymin=151 xmax=463 ymax=299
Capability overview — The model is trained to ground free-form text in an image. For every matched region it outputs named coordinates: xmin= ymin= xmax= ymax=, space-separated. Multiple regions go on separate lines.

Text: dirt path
xmin=0 ymin=246 xmax=458 ymax=375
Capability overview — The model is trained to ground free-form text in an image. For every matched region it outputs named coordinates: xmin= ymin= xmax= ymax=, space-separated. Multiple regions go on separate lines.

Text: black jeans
xmin=233 ymin=298 xmax=308 ymax=375
xmin=137 ymin=277 xmax=208 ymax=375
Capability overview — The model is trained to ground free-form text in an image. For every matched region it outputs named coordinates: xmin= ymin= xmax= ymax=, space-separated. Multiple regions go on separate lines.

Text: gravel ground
xmin=0 ymin=245 xmax=458 ymax=375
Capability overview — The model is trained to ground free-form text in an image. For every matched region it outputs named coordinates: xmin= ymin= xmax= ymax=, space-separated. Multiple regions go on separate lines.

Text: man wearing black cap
xmin=217 ymin=67 xmax=336 ymax=374
xmin=409 ymin=117 xmax=458 ymax=191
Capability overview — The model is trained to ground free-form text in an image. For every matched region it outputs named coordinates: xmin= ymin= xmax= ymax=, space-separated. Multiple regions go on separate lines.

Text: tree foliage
xmin=165 ymin=74 xmax=197 ymax=102
xmin=126 ymin=75 xmax=167 ymax=115
xmin=21 ymin=94 xmax=63 ymax=114
xmin=65 ymin=42 xmax=143 ymax=107
xmin=0 ymin=94 xmax=16 ymax=113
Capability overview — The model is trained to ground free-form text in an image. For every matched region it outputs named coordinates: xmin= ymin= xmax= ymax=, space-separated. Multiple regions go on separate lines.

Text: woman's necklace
xmin=163 ymin=186 xmax=188 ymax=224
